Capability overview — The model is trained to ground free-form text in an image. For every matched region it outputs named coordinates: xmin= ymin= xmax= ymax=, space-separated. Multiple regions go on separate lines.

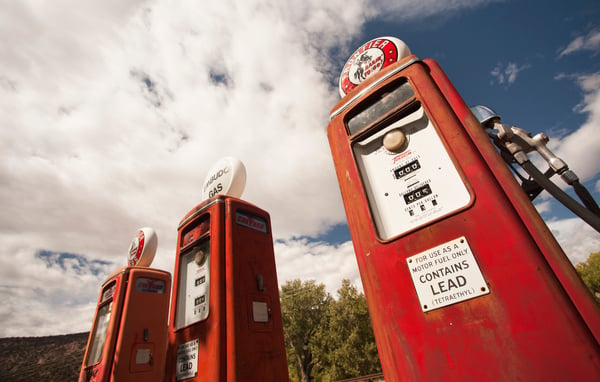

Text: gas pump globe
xmin=339 ymin=36 xmax=411 ymax=97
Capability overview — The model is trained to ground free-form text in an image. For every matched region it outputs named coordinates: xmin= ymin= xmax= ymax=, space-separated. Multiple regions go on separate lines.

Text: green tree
xmin=280 ymin=279 xmax=332 ymax=382
xmin=280 ymin=279 xmax=381 ymax=381
xmin=576 ymin=251 xmax=600 ymax=302
xmin=320 ymin=280 xmax=381 ymax=381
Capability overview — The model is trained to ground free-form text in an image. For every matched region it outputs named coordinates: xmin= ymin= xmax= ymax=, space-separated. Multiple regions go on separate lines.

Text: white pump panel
xmin=353 ymin=105 xmax=472 ymax=239
xmin=175 ymin=239 xmax=211 ymax=329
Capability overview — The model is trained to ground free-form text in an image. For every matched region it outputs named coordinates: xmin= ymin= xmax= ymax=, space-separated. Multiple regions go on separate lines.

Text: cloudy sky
xmin=1 ymin=0 xmax=599 ymax=337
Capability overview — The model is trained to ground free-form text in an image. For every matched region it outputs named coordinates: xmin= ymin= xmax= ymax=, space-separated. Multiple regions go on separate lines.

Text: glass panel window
xmin=87 ymin=300 xmax=113 ymax=366
xmin=347 ymin=80 xmax=415 ymax=135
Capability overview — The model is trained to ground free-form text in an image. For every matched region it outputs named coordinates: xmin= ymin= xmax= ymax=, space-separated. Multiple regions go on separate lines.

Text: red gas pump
xmin=164 ymin=157 xmax=288 ymax=381
xmin=79 ymin=228 xmax=171 ymax=382
xmin=327 ymin=37 xmax=600 ymax=380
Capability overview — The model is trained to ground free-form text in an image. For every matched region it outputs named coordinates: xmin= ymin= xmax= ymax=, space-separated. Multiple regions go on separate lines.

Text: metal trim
xmin=101 ymin=268 xmax=129 ymax=288
xmin=177 ymin=198 xmax=224 ymax=230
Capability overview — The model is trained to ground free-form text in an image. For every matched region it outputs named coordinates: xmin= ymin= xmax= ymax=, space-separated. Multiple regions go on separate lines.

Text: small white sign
xmin=235 ymin=212 xmax=267 ymax=233
xmin=176 ymin=339 xmax=199 ymax=380
xmin=407 ymin=236 xmax=489 ymax=312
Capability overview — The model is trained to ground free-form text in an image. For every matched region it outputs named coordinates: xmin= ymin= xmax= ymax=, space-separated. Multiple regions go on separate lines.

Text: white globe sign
xmin=202 ymin=157 xmax=246 ymax=200
xmin=127 ymin=227 xmax=158 ymax=267
xmin=339 ymin=36 xmax=411 ymax=97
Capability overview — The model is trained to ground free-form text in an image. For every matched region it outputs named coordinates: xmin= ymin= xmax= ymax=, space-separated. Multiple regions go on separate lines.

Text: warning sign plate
xmin=176 ymin=339 xmax=199 ymax=380
xmin=406 ymin=236 xmax=489 ymax=312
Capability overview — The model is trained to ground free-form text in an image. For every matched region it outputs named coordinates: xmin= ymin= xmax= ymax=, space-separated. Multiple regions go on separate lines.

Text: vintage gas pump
xmin=327 ymin=37 xmax=600 ymax=380
xmin=79 ymin=228 xmax=171 ymax=382
xmin=164 ymin=157 xmax=288 ymax=381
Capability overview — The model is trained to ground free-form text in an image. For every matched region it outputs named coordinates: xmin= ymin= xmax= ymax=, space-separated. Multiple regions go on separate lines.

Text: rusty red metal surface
xmin=327 ymin=57 xmax=600 ymax=381
xmin=165 ymin=196 xmax=288 ymax=381
xmin=80 ymin=267 xmax=171 ymax=382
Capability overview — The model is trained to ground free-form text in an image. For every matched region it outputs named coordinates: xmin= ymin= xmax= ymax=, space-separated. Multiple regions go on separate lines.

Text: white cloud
xmin=490 ymin=61 xmax=531 ymax=86
xmin=275 ymin=239 xmax=361 ymax=296
xmin=534 ymin=199 xmax=553 ymax=215
xmin=0 ymin=248 xmax=113 ymax=337
xmin=558 ymin=29 xmax=600 ymax=58
xmin=0 ymin=0 xmax=540 ymax=337
xmin=547 ymin=218 xmax=600 ymax=265
xmin=550 ymin=72 xmax=600 ymax=181
xmin=2 ymin=0 xmax=355 ymax=337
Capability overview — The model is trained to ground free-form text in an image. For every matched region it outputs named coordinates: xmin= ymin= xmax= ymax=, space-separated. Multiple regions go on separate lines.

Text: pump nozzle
xmin=470 ymin=105 xmax=501 ymax=128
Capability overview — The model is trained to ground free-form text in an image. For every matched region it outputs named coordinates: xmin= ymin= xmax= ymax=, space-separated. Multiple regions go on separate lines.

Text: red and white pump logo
xmin=128 ymin=230 xmax=145 ymax=266
xmin=127 ymin=227 xmax=158 ymax=267
xmin=339 ymin=37 xmax=411 ymax=97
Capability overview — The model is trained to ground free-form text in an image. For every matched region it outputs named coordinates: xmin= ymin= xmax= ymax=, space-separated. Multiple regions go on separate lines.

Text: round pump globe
xmin=202 ymin=156 xmax=246 ymax=200
xmin=339 ymin=36 xmax=411 ymax=97
xmin=127 ymin=227 xmax=158 ymax=267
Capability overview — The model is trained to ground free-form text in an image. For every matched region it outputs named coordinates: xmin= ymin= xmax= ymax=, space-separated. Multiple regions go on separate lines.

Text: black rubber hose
xmin=521 ymin=161 xmax=600 ymax=233
xmin=572 ymin=180 xmax=600 ymax=216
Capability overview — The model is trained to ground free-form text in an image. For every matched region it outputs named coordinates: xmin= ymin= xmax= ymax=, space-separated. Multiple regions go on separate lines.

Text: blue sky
xmin=0 ymin=0 xmax=599 ymax=337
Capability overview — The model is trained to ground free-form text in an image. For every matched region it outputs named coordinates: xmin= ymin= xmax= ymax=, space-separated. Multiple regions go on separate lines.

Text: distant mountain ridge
xmin=0 ymin=332 xmax=88 ymax=381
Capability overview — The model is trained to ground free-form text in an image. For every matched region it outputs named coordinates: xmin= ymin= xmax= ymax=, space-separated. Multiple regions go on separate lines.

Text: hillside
xmin=0 ymin=332 xmax=89 ymax=381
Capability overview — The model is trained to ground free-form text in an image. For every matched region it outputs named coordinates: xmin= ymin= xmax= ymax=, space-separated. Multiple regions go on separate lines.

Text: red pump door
xmin=327 ymin=37 xmax=600 ymax=381
xmin=165 ymin=195 xmax=288 ymax=382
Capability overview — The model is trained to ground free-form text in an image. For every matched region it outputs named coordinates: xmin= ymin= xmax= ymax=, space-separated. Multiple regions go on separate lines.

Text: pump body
xmin=79 ymin=267 xmax=171 ymax=382
xmin=165 ymin=195 xmax=288 ymax=381
xmin=327 ymin=55 xmax=600 ymax=380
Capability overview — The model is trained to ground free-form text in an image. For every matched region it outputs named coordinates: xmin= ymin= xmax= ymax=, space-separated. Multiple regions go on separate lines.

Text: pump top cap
xmin=127 ymin=227 xmax=158 ymax=267
xmin=339 ymin=37 xmax=411 ymax=98
xmin=202 ymin=156 xmax=246 ymax=200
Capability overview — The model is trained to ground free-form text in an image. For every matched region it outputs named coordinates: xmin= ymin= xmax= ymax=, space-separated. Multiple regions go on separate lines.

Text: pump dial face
xmin=353 ymin=105 xmax=472 ymax=239
xmin=175 ymin=239 xmax=211 ymax=329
